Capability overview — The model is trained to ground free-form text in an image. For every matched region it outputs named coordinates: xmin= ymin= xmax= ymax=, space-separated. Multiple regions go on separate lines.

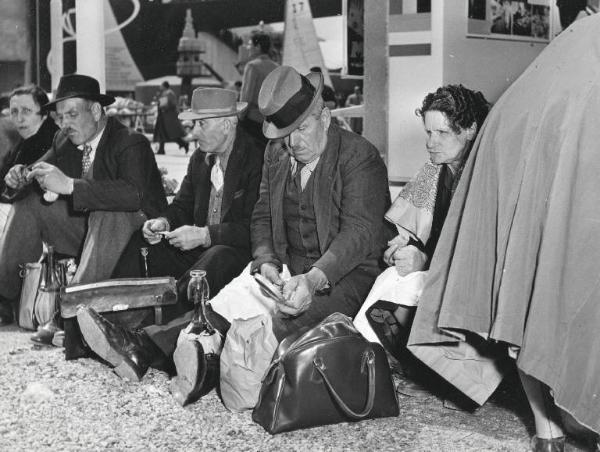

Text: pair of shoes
xmin=76 ymin=307 xmax=161 ymax=381
xmin=31 ymin=320 xmax=62 ymax=345
xmin=170 ymin=338 xmax=220 ymax=406
xmin=530 ymin=436 xmax=565 ymax=452
xmin=0 ymin=300 xmax=14 ymax=326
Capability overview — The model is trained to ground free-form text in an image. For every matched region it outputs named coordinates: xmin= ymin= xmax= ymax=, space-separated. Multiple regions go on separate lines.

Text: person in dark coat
xmin=75 ymin=88 xmax=265 ymax=382
xmin=108 ymin=87 xmax=264 ymax=325
xmin=153 ymin=81 xmax=187 ymax=155
xmin=0 ymin=74 xmax=167 ymax=328
xmin=75 ymin=67 xmax=390 ymax=407
xmin=0 ymin=85 xmax=59 ymax=201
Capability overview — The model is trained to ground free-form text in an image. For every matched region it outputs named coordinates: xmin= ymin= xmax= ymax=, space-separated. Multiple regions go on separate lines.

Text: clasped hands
xmin=142 ymin=217 xmax=210 ymax=250
xmin=260 ymin=263 xmax=327 ymax=317
xmin=383 ymin=230 xmax=428 ymax=277
xmin=5 ymin=162 xmax=73 ymax=194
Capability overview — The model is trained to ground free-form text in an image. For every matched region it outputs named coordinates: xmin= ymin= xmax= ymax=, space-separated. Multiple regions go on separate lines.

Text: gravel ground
xmin=0 ymin=324 xmax=594 ymax=452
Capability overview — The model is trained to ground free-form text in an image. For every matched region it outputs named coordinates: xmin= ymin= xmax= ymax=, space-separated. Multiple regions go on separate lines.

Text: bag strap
xmin=313 ymin=349 xmax=376 ymax=419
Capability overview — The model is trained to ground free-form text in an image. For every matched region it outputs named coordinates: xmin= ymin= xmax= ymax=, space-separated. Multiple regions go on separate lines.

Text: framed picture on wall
xmin=468 ymin=0 xmax=554 ymax=41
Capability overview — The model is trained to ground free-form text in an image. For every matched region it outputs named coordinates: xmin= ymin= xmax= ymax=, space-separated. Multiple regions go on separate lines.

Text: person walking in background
xmin=239 ymin=31 xmax=279 ymax=146
xmin=153 ymin=81 xmax=188 ymax=155
xmin=345 ymin=85 xmax=364 ymax=134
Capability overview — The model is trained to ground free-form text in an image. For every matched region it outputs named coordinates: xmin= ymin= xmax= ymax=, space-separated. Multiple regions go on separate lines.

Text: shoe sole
xmin=170 ymin=340 xmax=200 ymax=406
xmin=77 ymin=309 xmax=142 ymax=382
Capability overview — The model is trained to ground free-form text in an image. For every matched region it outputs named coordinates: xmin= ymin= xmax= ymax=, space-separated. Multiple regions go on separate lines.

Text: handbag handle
xmin=313 ymin=349 xmax=376 ymax=419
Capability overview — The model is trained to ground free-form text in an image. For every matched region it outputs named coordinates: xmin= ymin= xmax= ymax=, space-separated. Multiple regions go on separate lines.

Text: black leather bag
xmin=252 ymin=312 xmax=399 ymax=434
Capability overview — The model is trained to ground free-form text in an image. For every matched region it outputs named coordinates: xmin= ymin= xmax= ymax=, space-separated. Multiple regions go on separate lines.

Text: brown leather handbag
xmin=252 ymin=312 xmax=399 ymax=434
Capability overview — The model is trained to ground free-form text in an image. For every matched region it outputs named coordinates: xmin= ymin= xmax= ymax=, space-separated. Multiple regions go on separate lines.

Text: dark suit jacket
xmin=0 ymin=116 xmax=58 ymax=200
xmin=250 ymin=124 xmax=390 ymax=285
xmin=41 ymin=116 xmax=167 ymax=218
xmin=164 ymin=125 xmax=264 ymax=250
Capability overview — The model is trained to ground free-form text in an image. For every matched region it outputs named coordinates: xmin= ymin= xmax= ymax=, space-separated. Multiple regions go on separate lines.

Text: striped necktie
xmin=81 ymin=144 xmax=93 ymax=177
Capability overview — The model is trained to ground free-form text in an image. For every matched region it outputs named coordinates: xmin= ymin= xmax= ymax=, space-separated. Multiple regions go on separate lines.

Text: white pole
xmin=75 ymin=0 xmax=106 ymax=90
xmin=49 ymin=0 xmax=64 ymax=92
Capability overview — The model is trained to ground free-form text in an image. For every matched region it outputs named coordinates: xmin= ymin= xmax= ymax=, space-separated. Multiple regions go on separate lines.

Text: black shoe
xmin=170 ymin=339 xmax=220 ymax=406
xmin=76 ymin=307 xmax=162 ymax=381
xmin=0 ymin=301 xmax=14 ymax=326
xmin=31 ymin=319 xmax=62 ymax=345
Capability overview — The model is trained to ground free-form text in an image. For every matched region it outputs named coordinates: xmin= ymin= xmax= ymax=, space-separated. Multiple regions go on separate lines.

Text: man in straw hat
xmin=76 ymin=87 xmax=264 ymax=380
xmin=0 ymin=74 xmax=167 ymax=332
xmin=76 ymin=66 xmax=390 ymax=406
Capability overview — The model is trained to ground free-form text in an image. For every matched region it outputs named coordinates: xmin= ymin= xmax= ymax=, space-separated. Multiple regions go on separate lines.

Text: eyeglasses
xmin=9 ymin=107 xmax=40 ymax=118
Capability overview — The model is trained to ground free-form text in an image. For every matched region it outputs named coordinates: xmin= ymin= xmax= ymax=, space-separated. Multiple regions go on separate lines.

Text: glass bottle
xmin=44 ymin=245 xmax=62 ymax=292
xmin=187 ymin=270 xmax=213 ymax=334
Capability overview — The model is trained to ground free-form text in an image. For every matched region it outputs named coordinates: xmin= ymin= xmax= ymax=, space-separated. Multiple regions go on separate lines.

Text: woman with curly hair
xmin=354 ymin=85 xmax=490 ymax=383
xmin=408 ymin=15 xmax=600 ymax=451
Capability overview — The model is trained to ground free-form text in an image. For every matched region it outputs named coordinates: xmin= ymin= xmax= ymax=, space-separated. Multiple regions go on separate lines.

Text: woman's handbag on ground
xmin=252 ymin=312 xmax=399 ymax=434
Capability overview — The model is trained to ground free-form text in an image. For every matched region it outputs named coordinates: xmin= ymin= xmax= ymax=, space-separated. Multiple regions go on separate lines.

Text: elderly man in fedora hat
xmin=75 ymin=87 xmax=264 ymax=380
xmin=0 ymin=74 xmax=167 ymax=334
xmin=76 ymin=66 xmax=390 ymax=406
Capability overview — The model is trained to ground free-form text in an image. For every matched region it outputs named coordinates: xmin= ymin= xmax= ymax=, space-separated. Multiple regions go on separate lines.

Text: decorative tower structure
xmin=176 ymin=9 xmax=206 ymax=105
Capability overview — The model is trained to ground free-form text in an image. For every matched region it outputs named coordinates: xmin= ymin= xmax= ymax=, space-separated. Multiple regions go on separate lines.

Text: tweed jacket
xmin=250 ymin=124 xmax=390 ymax=285
xmin=164 ymin=125 xmax=264 ymax=250
xmin=40 ymin=116 xmax=167 ymax=218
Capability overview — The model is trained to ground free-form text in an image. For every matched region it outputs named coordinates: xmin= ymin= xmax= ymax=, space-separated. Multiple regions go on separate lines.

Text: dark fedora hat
xmin=44 ymin=74 xmax=115 ymax=110
xmin=178 ymin=88 xmax=247 ymax=121
xmin=258 ymin=66 xmax=324 ymax=139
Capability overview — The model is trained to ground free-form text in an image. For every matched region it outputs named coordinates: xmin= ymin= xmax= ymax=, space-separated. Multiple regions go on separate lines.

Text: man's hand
xmin=142 ymin=218 xmax=170 ymax=245
xmin=5 ymin=164 xmax=31 ymax=190
xmin=165 ymin=225 xmax=210 ymax=250
xmin=393 ymin=245 xmax=428 ymax=276
xmin=260 ymin=263 xmax=284 ymax=287
xmin=278 ymin=268 xmax=327 ymax=317
xmin=28 ymin=162 xmax=73 ymax=195
xmin=278 ymin=274 xmax=313 ymax=317
xmin=383 ymin=231 xmax=412 ymax=266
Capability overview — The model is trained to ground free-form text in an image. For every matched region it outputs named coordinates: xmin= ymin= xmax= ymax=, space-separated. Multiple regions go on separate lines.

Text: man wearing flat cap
xmin=75 ymin=66 xmax=389 ymax=405
xmin=76 ymin=87 xmax=264 ymax=380
xmin=0 ymin=74 xmax=167 ymax=330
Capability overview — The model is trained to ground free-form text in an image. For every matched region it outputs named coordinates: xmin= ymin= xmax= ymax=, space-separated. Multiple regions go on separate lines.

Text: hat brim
xmin=44 ymin=93 xmax=116 ymax=110
xmin=178 ymin=102 xmax=248 ymax=121
xmin=262 ymin=72 xmax=324 ymax=140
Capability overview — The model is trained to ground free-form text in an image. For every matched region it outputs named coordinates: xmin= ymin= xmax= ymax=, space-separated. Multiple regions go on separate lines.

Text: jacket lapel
xmin=313 ymin=126 xmax=340 ymax=253
xmin=91 ymin=117 xmax=113 ymax=177
xmin=270 ymin=144 xmax=291 ymax=255
xmin=220 ymin=131 xmax=244 ymax=220
xmin=194 ymin=153 xmax=212 ymax=226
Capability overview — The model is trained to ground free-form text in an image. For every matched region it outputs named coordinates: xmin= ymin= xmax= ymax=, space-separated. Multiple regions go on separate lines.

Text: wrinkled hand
xmin=260 ymin=263 xmax=284 ymax=287
xmin=27 ymin=162 xmax=73 ymax=194
xmin=383 ymin=231 xmax=412 ymax=266
xmin=278 ymin=274 xmax=314 ymax=317
xmin=165 ymin=225 xmax=210 ymax=250
xmin=393 ymin=245 xmax=428 ymax=277
xmin=142 ymin=217 xmax=170 ymax=245
xmin=5 ymin=164 xmax=31 ymax=190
